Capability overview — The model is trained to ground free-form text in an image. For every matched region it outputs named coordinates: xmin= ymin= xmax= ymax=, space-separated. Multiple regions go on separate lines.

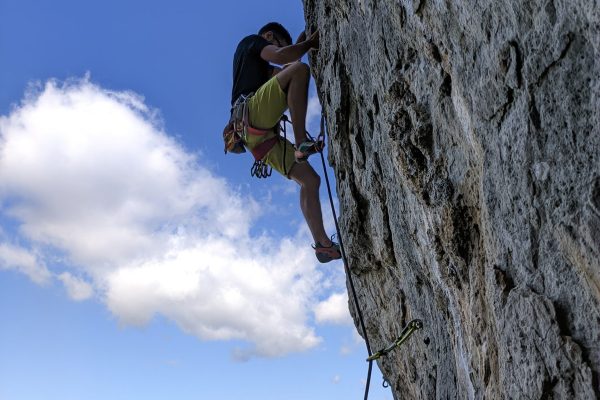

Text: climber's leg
xmin=275 ymin=62 xmax=323 ymax=161
xmin=288 ymin=161 xmax=341 ymax=263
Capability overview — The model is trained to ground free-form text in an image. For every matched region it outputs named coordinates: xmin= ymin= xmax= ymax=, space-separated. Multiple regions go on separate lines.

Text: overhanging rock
xmin=303 ymin=0 xmax=600 ymax=398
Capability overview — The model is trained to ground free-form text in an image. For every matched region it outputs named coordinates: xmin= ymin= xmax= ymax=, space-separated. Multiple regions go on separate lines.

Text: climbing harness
xmin=314 ymin=113 xmax=423 ymax=399
xmin=225 ymin=94 xmax=292 ymax=178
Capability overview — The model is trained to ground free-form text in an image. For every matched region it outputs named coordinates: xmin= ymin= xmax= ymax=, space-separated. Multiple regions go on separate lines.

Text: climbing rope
xmin=314 ymin=113 xmax=423 ymax=399
xmin=312 ymin=116 xmax=373 ymax=399
xmin=281 ymin=114 xmax=290 ymax=176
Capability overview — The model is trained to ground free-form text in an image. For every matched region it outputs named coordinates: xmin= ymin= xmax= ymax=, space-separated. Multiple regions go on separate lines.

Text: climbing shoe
xmin=294 ymin=139 xmax=324 ymax=162
xmin=313 ymin=240 xmax=342 ymax=263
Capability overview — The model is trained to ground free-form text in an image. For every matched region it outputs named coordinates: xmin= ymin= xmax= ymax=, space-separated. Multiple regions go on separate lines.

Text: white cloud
xmin=164 ymin=359 xmax=180 ymax=367
xmin=340 ymin=330 xmax=365 ymax=355
xmin=314 ymin=292 xmax=352 ymax=325
xmin=0 ymin=77 xmax=328 ymax=358
xmin=1 ymin=79 xmax=254 ymax=270
xmin=58 ymin=272 xmax=94 ymax=301
xmin=105 ymin=234 xmax=322 ymax=357
xmin=340 ymin=344 xmax=353 ymax=355
xmin=0 ymin=242 xmax=51 ymax=284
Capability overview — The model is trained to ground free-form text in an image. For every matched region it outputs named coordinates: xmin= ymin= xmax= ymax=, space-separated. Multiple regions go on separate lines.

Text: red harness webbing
xmin=236 ymin=94 xmax=281 ymax=161
xmin=245 ymin=122 xmax=280 ymax=161
xmin=246 ymin=125 xmax=270 ymax=137
xmin=249 ymin=135 xmax=279 ymax=161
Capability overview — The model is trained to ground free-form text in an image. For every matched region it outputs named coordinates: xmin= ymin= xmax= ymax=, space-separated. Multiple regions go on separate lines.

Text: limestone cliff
xmin=303 ymin=0 xmax=600 ymax=398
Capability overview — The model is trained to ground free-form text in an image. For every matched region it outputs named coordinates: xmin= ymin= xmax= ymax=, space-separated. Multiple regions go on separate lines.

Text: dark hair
xmin=258 ymin=22 xmax=292 ymax=46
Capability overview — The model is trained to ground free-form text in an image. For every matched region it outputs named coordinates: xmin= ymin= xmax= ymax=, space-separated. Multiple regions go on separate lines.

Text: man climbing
xmin=230 ymin=22 xmax=341 ymax=263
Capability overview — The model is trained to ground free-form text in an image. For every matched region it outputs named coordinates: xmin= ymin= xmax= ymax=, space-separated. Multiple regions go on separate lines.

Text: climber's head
xmin=259 ymin=22 xmax=292 ymax=48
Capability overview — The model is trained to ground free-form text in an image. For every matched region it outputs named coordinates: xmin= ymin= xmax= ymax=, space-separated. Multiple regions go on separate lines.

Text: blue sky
xmin=0 ymin=1 xmax=391 ymax=399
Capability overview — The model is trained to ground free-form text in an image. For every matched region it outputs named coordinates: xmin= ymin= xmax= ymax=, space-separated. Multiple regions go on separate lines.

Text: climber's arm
xmin=261 ymin=31 xmax=319 ymax=65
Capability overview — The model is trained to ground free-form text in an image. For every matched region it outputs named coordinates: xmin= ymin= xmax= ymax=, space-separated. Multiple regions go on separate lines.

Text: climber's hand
xmin=308 ymin=30 xmax=319 ymax=50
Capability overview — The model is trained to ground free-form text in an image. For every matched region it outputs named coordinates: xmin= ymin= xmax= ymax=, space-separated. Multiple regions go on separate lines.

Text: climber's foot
xmin=295 ymin=139 xmax=324 ymax=162
xmin=313 ymin=239 xmax=342 ymax=263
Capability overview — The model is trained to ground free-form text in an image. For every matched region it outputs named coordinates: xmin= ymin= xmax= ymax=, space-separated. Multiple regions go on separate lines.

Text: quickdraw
xmin=250 ymin=159 xmax=272 ymax=179
xmin=366 ymin=319 xmax=423 ymax=361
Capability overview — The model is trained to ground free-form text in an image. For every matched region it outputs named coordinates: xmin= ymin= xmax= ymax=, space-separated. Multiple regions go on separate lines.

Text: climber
xmin=229 ymin=22 xmax=341 ymax=263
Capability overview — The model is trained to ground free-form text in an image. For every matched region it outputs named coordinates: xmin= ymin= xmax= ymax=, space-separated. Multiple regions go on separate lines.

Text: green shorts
xmin=245 ymin=76 xmax=296 ymax=178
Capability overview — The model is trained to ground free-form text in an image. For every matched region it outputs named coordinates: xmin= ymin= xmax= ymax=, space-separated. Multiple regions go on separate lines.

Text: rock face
xmin=303 ymin=0 xmax=600 ymax=398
